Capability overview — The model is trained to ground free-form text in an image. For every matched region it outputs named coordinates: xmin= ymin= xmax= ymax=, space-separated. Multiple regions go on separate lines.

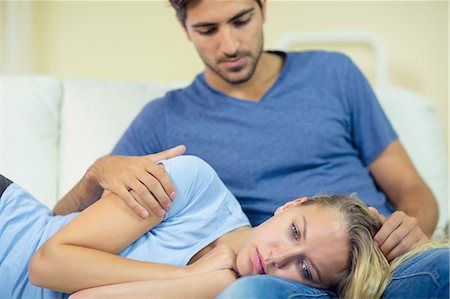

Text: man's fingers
xmin=144 ymin=162 xmax=177 ymax=201
xmin=124 ymin=175 xmax=165 ymax=217
xmin=384 ymin=231 xmax=425 ymax=261
xmin=378 ymin=223 xmax=412 ymax=256
xmin=130 ymin=189 xmax=166 ymax=218
xmin=146 ymin=145 xmax=186 ymax=162
xmin=373 ymin=212 xmax=403 ymax=248
xmin=368 ymin=207 xmax=386 ymax=223
xmin=137 ymin=170 xmax=172 ymax=211
xmin=117 ymin=187 xmax=149 ymax=219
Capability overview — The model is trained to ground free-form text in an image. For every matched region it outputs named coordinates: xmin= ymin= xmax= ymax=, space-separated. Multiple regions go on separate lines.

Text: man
xmin=55 ymin=0 xmax=447 ymax=297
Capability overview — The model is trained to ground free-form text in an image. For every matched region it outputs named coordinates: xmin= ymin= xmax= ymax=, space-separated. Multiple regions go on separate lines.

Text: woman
xmin=0 ymin=156 xmax=438 ymax=298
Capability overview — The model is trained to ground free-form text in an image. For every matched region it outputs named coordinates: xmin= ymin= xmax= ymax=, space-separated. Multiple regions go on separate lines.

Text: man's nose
xmin=268 ymin=245 xmax=303 ymax=268
xmin=219 ymin=27 xmax=239 ymax=56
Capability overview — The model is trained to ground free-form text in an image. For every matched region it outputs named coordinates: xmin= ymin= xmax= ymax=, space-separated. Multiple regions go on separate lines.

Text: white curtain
xmin=1 ymin=1 xmax=33 ymax=74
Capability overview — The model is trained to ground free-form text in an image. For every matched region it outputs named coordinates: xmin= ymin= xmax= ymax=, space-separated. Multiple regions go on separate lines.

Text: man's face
xmin=184 ymin=0 xmax=265 ymax=85
xmin=235 ymin=202 xmax=350 ymax=289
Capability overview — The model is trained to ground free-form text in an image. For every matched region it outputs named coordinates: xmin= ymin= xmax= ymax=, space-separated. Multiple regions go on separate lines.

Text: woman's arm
xmin=69 ymin=269 xmax=237 ymax=299
xmin=29 ymin=192 xmax=189 ymax=293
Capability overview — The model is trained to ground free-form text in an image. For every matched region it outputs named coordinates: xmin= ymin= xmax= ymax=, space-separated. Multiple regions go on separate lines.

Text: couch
xmin=1 ymin=74 xmax=448 ymax=233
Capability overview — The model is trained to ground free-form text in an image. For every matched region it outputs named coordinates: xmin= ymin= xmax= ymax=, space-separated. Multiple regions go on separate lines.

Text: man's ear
xmin=180 ymin=23 xmax=192 ymax=42
xmin=259 ymin=0 xmax=267 ymax=22
xmin=274 ymin=197 xmax=309 ymax=215
xmin=176 ymin=17 xmax=192 ymax=41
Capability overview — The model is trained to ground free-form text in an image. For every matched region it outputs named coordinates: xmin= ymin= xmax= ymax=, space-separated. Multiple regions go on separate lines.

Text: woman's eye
xmin=291 ymin=223 xmax=299 ymax=240
xmin=301 ymin=260 xmax=312 ymax=280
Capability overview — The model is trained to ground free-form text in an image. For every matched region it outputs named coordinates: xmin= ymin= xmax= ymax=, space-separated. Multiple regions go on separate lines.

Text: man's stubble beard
xmin=203 ymin=36 xmax=264 ymax=85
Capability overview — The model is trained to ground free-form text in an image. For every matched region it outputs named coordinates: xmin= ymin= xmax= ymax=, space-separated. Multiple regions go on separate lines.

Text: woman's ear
xmin=274 ymin=197 xmax=309 ymax=215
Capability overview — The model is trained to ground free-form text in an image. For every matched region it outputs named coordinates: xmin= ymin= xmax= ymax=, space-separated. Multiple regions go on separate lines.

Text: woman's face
xmin=236 ymin=199 xmax=350 ymax=289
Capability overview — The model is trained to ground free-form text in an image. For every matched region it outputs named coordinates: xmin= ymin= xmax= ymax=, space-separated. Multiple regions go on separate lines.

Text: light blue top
xmin=113 ymin=51 xmax=398 ymax=225
xmin=0 ymin=156 xmax=250 ymax=299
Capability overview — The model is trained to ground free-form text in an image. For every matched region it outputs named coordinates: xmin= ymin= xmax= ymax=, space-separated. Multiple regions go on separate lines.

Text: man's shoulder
xmin=287 ymin=50 xmax=352 ymax=66
xmin=147 ymin=78 xmax=201 ymax=107
xmin=139 ymin=82 xmax=194 ymax=114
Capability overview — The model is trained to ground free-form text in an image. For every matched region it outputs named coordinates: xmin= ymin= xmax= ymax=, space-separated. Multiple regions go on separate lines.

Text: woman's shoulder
xmin=159 ymin=156 xmax=225 ymax=217
xmin=160 ymin=156 xmax=248 ymax=223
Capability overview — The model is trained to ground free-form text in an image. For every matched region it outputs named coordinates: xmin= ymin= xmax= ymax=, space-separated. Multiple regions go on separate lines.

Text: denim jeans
xmin=217 ymin=248 xmax=449 ymax=299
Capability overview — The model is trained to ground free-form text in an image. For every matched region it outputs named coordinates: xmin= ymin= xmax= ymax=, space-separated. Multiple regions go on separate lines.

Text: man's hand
xmin=369 ymin=207 xmax=429 ymax=261
xmin=89 ymin=145 xmax=186 ymax=218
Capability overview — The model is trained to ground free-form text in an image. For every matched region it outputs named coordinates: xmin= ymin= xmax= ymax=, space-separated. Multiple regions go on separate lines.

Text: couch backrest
xmin=1 ymin=75 xmax=62 ymax=203
xmin=59 ymin=80 xmax=186 ymax=199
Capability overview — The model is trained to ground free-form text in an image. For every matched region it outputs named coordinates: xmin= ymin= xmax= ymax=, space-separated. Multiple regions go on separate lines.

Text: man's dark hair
xmin=168 ymin=0 xmax=262 ymax=25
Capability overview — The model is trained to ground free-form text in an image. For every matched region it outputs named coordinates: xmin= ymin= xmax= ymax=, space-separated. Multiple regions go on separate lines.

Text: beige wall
xmin=21 ymin=1 xmax=450 ymax=149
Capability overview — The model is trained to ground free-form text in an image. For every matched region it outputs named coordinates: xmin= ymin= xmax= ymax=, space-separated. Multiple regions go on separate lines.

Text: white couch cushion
xmin=0 ymin=75 xmax=61 ymax=206
xmin=58 ymin=80 xmax=186 ymax=199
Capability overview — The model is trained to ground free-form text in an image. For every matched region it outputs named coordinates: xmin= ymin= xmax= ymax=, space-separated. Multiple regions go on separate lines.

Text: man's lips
xmin=252 ymin=248 xmax=266 ymax=274
xmin=221 ymin=56 xmax=246 ymax=69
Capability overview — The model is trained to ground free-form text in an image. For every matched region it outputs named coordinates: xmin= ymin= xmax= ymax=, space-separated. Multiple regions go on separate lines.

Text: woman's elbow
xmin=28 ymin=242 xmax=60 ymax=288
xmin=29 ymin=249 xmax=47 ymax=287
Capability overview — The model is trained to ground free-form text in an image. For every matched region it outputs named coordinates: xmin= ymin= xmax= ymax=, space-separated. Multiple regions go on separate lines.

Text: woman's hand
xmin=186 ymin=244 xmax=238 ymax=276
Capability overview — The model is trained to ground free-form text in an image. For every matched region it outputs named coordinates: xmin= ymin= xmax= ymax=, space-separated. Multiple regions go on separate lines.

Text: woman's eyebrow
xmin=302 ymin=215 xmax=307 ymax=240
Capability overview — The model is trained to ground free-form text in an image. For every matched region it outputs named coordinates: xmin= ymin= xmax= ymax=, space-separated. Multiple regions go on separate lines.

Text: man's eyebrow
xmin=228 ymin=8 xmax=254 ymax=23
xmin=191 ymin=8 xmax=255 ymax=28
xmin=303 ymin=216 xmax=323 ymax=283
xmin=191 ymin=21 xmax=216 ymax=29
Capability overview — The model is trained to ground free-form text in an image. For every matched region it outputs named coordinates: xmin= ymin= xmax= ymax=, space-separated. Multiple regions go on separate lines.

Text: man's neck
xmin=205 ymin=51 xmax=285 ymax=102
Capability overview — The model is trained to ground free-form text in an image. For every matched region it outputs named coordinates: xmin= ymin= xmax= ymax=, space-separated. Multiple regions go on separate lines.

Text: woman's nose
xmin=268 ymin=245 xmax=302 ymax=268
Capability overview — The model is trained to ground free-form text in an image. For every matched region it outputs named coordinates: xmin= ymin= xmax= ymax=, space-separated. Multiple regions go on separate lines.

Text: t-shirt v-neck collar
xmin=197 ymin=51 xmax=290 ymax=105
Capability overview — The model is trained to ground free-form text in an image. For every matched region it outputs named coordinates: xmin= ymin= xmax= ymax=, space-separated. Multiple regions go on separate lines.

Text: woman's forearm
xmin=29 ymin=243 xmax=189 ymax=293
xmin=69 ymin=269 xmax=237 ymax=299
xmin=30 ymin=193 xmax=169 ymax=293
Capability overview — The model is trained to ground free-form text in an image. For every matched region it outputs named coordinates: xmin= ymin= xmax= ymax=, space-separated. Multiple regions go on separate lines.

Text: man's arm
xmin=52 ymin=167 xmax=103 ymax=215
xmin=368 ymin=140 xmax=438 ymax=260
xmin=53 ymin=145 xmax=186 ymax=217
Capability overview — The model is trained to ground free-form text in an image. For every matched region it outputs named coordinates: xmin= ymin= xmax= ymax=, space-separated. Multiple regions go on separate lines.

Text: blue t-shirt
xmin=113 ymin=51 xmax=398 ymax=226
xmin=0 ymin=156 xmax=250 ymax=299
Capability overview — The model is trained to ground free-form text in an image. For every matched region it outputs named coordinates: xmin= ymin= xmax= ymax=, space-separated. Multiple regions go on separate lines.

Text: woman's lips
xmin=252 ymin=248 xmax=266 ymax=274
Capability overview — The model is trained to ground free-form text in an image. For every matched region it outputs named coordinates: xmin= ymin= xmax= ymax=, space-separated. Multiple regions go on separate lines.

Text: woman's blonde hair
xmin=301 ymin=194 xmax=447 ymax=299
xmin=301 ymin=194 xmax=389 ymax=298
